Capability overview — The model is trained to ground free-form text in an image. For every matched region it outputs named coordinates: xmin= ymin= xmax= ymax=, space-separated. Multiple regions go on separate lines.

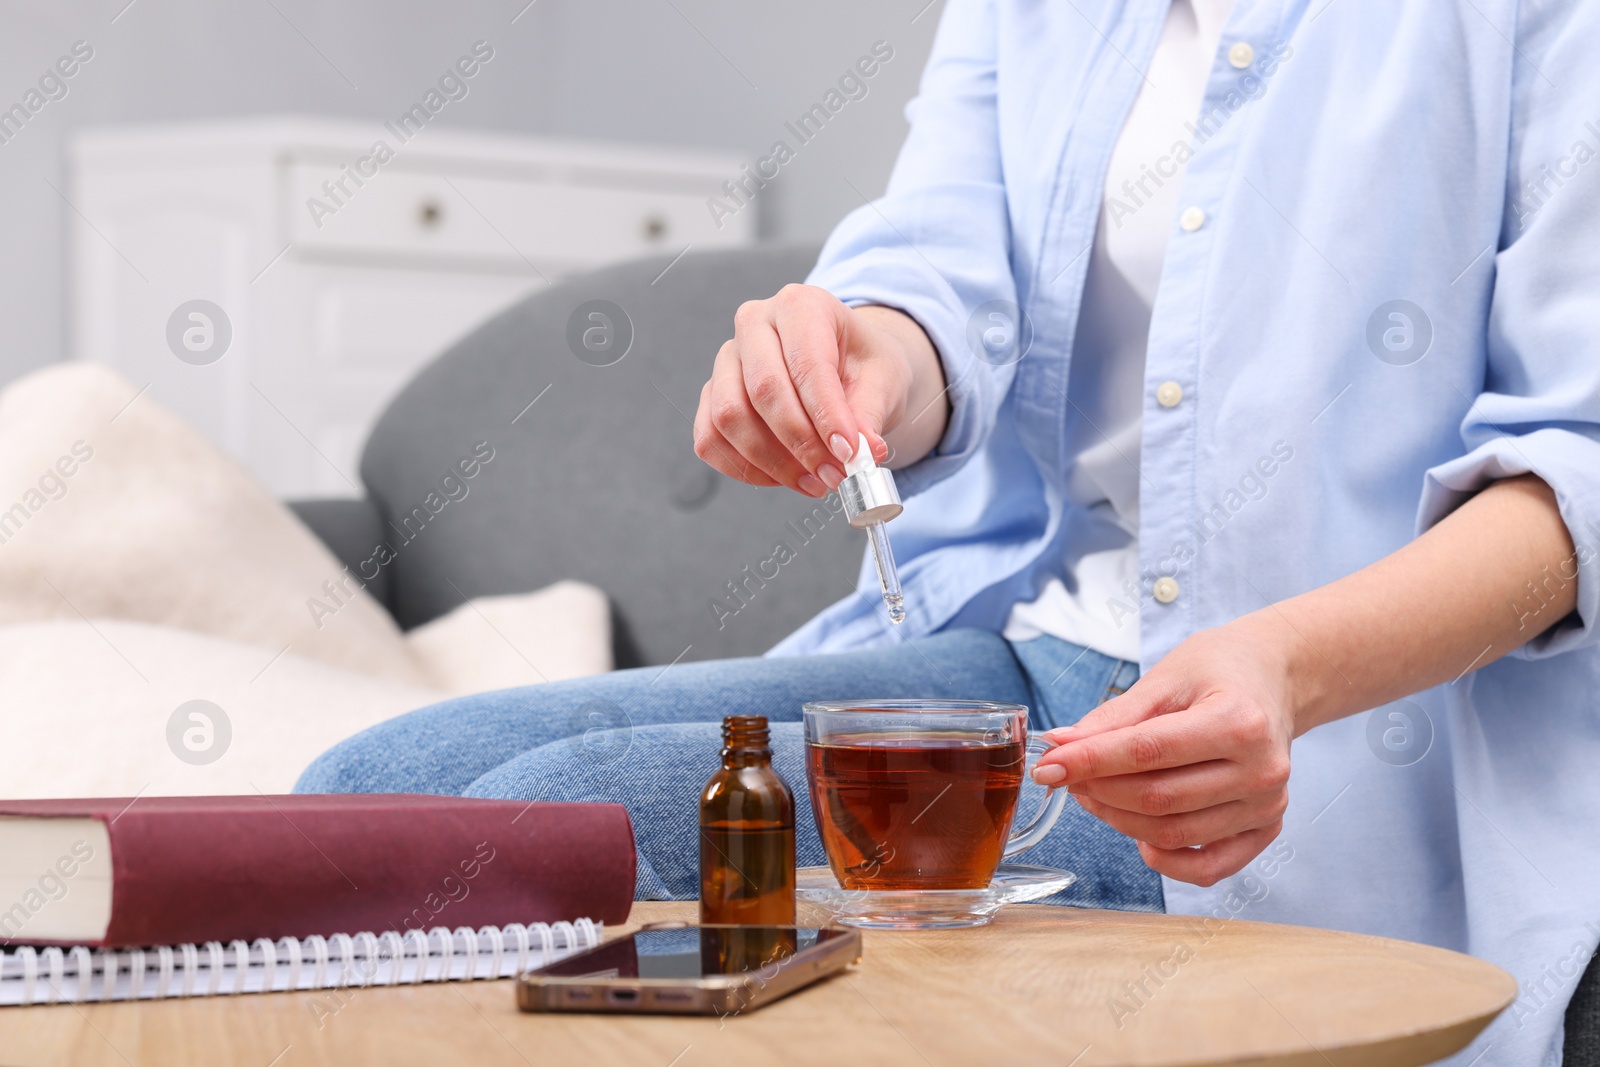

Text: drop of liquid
xmin=884 ymin=592 xmax=906 ymax=625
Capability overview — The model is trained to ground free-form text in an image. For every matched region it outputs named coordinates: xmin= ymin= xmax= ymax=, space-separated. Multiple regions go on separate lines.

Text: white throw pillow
xmin=0 ymin=620 xmax=446 ymax=799
xmin=405 ymin=582 xmax=613 ymax=695
xmin=0 ymin=363 xmax=617 ymax=797
xmin=0 ymin=589 xmax=615 ymax=798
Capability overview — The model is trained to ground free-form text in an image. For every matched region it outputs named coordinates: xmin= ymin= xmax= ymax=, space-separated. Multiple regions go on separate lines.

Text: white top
xmin=843 ymin=432 xmax=878 ymax=477
xmin=1003 ymin=0 xmax=1236 ymax=662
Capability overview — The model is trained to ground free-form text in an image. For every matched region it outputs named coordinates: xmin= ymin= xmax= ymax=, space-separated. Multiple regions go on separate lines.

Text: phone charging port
xmin=607 ymin=988 xmax=640 ymax=1004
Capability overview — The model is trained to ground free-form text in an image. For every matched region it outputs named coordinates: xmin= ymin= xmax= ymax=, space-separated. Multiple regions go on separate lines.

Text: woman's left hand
xmin=1031 ymin=617 xmax=1301 ymax=886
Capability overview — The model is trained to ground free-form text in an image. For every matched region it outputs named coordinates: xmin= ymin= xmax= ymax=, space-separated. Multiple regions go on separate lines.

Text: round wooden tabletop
xmin=0 ymin=901 xmax=1514 ymax=1067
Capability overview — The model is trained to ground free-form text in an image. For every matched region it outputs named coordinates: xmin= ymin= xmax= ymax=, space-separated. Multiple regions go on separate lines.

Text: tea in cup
xmin=803 ymin=700 xmax=1066 ymax=891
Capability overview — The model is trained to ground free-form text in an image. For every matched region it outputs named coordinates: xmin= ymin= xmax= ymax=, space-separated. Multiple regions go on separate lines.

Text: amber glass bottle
xmin=699 ymin=715 xmax=796 ymax=928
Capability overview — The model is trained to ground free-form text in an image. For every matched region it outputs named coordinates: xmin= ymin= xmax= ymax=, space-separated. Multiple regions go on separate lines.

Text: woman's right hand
xmin=693 ymin=284 xmax=947 ymax=498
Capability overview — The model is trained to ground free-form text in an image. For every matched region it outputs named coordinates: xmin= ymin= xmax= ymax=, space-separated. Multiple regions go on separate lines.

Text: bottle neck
xmin=722 ymin=746 xmax=772 ymax=769
xmin=721 ymin=716 xmax=772 ymax=769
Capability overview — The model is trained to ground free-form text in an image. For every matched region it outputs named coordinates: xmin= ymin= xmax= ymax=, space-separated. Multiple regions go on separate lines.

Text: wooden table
xmin=0 ymin=902 xmax=1514 ymax=1067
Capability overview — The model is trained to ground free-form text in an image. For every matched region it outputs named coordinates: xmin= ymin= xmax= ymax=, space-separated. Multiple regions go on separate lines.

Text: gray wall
xmin=0 ymin=0 xmax=941 ymax=385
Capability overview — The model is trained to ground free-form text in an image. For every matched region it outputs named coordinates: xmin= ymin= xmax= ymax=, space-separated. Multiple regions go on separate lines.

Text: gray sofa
xmin=289 ymin=243 xmax=861 ymax=670
xmin=288 ymin=244 xmax=1599 ymax=1061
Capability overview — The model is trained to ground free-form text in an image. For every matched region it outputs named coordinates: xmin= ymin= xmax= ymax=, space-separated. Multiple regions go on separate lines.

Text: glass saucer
xmin=795 ymin=864 xmax=1077 ymax=929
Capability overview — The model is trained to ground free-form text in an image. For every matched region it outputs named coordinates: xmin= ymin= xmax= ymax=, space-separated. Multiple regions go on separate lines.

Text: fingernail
xmin=1032 ymin=764 xmax=1066 ymax=786
xmin=798 ymin=474 xmax=826 ymax=497
xmin=818 ymin=463 xmax=844 ymax=490
xmin=829 ymin=433 xmax=855 ymax=463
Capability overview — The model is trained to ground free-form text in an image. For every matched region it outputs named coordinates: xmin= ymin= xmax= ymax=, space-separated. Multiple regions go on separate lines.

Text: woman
xmin=301 ymin=2 xmax=1600 ymax=1061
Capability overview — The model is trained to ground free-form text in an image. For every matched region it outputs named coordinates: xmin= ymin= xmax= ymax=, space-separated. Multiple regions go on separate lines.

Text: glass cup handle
xmin=1004 ymin=737 xmax=1069 ymax=859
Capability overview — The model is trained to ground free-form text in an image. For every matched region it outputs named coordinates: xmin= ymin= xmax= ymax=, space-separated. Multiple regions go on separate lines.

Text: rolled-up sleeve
xmin=806 ymin=0 xmax=1017 ymax=497
xmin=1416 ymin=1 xmax=1600 ymax=658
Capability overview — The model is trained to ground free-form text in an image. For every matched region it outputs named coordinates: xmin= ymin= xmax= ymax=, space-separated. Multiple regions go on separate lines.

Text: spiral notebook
xmin=0 ymin=920 xmax=601 ymax=1006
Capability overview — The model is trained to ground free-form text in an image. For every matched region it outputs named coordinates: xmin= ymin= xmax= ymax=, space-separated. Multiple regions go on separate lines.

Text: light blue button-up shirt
xmin=773 ymin=1 xmax=1600 ymax=1062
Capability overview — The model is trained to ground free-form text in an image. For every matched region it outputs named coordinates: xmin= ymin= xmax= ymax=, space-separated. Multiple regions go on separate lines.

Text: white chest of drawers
xmin=69 ymin=118 xmax=752 ymax=497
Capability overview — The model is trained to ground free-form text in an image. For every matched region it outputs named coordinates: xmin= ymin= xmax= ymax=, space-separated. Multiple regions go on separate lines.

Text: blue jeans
xmin=296 ymin=629 xmax=1163 ymax=912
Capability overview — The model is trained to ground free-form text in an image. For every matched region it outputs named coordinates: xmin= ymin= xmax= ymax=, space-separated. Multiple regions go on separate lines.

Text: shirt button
xmin=1152 ymin=577 xmax=1180 ymax=604
xmin=1179 ymin=206 xmax=1207 ymax=232
xmin=1156 ymin=381 xmax=1183 ymax=408
xmin=1228 ymin=42 xmax=1255 ymax=69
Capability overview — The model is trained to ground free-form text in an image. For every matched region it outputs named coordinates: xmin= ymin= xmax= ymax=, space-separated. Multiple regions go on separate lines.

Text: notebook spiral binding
xmin=0 ymin=920 xmax=601 ymax=1006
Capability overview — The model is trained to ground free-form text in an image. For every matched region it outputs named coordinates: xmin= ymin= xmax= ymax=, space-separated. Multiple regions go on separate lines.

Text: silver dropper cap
xmin=841 ymin=467 xmax=902 ymax=527
xmin=839 ymin=439 xmax=902 ymax=529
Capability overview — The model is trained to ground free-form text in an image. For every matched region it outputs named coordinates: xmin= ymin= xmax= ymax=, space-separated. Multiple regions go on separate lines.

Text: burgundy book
xmin=0 ymin=794 xmax=635 ymax=948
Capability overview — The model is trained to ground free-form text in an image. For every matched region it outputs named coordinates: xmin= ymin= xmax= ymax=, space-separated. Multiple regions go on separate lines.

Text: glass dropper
xmin=837 ymin=433 xmax=907 ymax=625
xmin=866 ymin=522 xmax=906 ymax=624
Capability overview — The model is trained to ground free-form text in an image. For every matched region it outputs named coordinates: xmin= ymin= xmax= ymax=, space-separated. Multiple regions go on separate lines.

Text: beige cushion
xmin=0 ymin=363 xmax=426 ymax=684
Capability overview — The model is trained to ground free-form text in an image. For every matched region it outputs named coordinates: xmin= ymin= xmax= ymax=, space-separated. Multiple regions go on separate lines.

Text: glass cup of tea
xmin=802 ymin=699 xmax=1068 ymax=891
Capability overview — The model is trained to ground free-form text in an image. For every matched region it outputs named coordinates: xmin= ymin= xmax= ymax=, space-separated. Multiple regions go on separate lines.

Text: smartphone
xmin=516 ymin=922 xmax=862 ymax=1015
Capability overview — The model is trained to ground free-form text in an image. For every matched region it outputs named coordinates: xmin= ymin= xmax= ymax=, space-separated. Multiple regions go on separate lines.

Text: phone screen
xmin=532 ymin=927 xmax=848 ymax=979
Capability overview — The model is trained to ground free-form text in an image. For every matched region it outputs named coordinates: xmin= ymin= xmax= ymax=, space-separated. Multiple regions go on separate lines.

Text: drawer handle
xmin=419 ymin=200 xmax=444 ymax=228
xmin=642 ymin=214 xmax=667 ymax=242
